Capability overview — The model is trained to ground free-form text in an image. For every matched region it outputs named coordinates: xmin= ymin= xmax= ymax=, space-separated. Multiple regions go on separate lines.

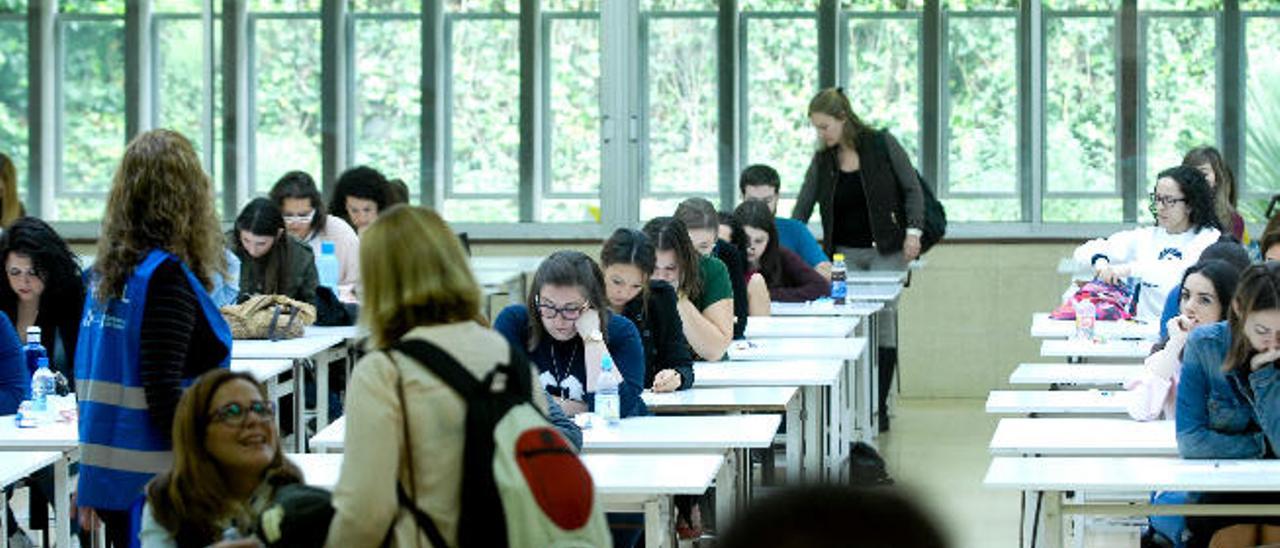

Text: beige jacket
xmin=325 ymin=322 xmax=547 ymax=547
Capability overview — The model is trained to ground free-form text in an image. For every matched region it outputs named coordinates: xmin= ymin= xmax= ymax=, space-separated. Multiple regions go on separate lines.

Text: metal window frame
xmin=54 ymin=12 xmax=126 ymax=211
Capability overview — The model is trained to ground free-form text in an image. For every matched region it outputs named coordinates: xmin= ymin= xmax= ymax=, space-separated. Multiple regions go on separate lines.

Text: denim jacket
xmin=1176 ymin=321 xmax=1280 ymax=459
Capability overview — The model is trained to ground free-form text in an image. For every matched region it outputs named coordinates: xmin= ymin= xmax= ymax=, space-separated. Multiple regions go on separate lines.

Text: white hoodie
xmin=1072 ymin=225 xmax=1220 ymax=323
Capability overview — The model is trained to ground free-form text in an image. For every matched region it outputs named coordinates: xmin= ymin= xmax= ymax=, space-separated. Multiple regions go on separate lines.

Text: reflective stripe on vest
xmin=77 ymin=379 xmax=148 ymax=410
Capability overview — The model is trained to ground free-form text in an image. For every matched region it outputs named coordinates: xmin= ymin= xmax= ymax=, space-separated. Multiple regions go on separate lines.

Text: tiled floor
xmin=882 ymin=398 xmax=1139 ymax=547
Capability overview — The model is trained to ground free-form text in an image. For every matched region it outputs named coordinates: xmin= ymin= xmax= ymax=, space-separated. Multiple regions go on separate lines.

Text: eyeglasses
xmin=6 ymin=267 xmax=39 ymax=279
xmin=283 ymin=210 xmax=316 ymax=224
xmin=535 ymin=299 xmax=588 ymax=320
xmin=1149 ymin=193 xmax=1187 ymax=208
xmin=209 ymin=400 xmax=275 ymax=426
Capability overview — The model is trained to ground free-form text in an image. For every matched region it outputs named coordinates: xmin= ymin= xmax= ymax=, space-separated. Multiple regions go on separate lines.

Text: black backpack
xmin=915 ymin=171 xmax=947 ymax=254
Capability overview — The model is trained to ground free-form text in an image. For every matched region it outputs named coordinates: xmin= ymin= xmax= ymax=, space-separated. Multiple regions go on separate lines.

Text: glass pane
xmin=252 ymin=17 xmax=321 ymax=198
xmin=156 ymin=18 xmax=214 ymax=170
xmin=942 ymin=0 xmax=1016 ymax=10
xmin=745 ymin=15 xmax=817 ymax=199
xmin=1044 ymin=0 xmax=1115 ymax=11
xmin=1143 ymin=16 xmax=1215 ymax=186
xmin=446 ymin=0 xmax=518 ymax=13
xmin=60 ymin=0 xmax=124 ymax=14
xmin=544 ymin=0 xmax=599 ymax=10
xmin=1243 ymin=0 xmax=1280 ymax=10
xmin=644 ymin=16 xmax=718 ymax=202
xmin=447 ymin=15 xmax=519 ymax=222
xmin=843 ymin=0 xmax=925 ymax=11
xmin=0 ymin=20 xmax=27 ymax=205
xmin=60 ymin=19 xmax=125 ymax=221
xmin=544 ymin=15 xmax=601 ymax=222
xmin=847 ymin=16 xmax=920 ymax=166
xmin=353 ymin=18 xmax=421 ymax=201
xmin=1043 ymin=198 xmax=1123 ymax=222
xmin=945 ymin=16 xmax=1018 ymax=221
xmin=1044 ymin=16 xmax=1119 ymax=222
xmin=1245 ymin=17 xmax=1280 ymax=222
xmin=641 ymin=0 xmax=715 ymax=10
xmin=1139 ymin=0 xmax=1221 ymax=9
xmin=352 ymin=0 xmax=418 ymax=12
xmin=742 ymin=0 xmax=817 ymax=10
xmin=248 ymin=0 xmax=319 ymax=12
xmin=152 ymin=0 xmax=204 ymax=12
xmin=0 ymin=1 xmax=25 ymax=13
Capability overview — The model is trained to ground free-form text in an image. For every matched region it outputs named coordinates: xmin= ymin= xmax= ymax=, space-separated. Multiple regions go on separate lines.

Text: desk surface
xmin=1009 ymin=363 xmax=1144 ymax=386
xmin=693 ymin=360 xmax=843 ymax=388
xmin=0 ymin=416 xmax=78 ymax=451
xmin=642 ymin=386 xmax=798 ymax=413
xmin=230 ymin=359 xmax=293 ymax=382
xmin=728 ymin=337 xmax=867 ymax=361
xmin=743 ymin=316 xmax=860 ymax=339
xmin=291 ymin=452 xmax=723 ymax=496
xmin=986 ymin=390 xmax=1128 ymax=414
xmin=845 ymin=270 xmax=908 ymax=284
xmin=583 ymin=414 xmax=781 ymax=450
xmin=844 ymin=283 xmax=903 ymax=302
xmin=985 ymin=456 xmax=1280 ymax=492
xmin=304 ymin=326 xmax=363 ymax=340
xmin=989 ymin=417 xmax=1176 ymax=456
xmin=230 ymin=335 xmax=347 ymax=360
xmin=0 ymin=451 xmax=61 ymax=487
xmin=1040 ymin=339 xmax=1153 ymax=359
xmin=770 ymin=300 xmax=884 ymax=317
xmin=1030 ymin=313 xmax=1158 ymax=340
xmin=470 ymin=256 xmax=544 ymax=273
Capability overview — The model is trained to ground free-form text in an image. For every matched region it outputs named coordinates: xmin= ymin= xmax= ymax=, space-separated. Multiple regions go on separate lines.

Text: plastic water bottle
xmin=1073 ymin=299 xmax=1097 ymax=342
xmin=317 ymin=241 xmax=340 ymax=289
xmin=31 ymin=357 xmax=55 ymax=413
xmin=596 ymin=354 xmax=621 ymax=426
xmin=830 ymin=253 xmax=847 ymax=306
xmin=24 ymin=327 xmax=47 ymax=376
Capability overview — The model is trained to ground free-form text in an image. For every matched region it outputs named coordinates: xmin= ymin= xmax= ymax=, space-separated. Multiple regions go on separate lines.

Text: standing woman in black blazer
xmin=792 ymin=87 xmax=925 ymax=432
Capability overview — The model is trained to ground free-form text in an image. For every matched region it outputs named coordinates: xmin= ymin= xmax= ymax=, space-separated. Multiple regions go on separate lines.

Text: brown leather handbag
xmin=221 ymin=295 xmax=317 ymax=340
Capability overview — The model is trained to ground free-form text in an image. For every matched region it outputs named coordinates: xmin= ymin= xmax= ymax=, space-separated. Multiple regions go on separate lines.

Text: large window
xmin=248 ymin=4 xmax=321 ymax=197
xmin=543 ymin=1 xmax=602 ymax=223
xmin=1141 ymin=6 xmax=1217 ymax=192
xmin=0 ymin=8 xmax=28 ymax=206
xmin=58 ymin=1 xmax=125 ymax=221
xmin=350 ymin=6 xmax=420 ymax=201
xmin=1244 ymin=14 xmax=1280 ymax=221
xmin=153 ymin=3 xmax=219 ymax=183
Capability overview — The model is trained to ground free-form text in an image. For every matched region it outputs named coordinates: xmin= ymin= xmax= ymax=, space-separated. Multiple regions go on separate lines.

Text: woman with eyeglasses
xmin=141 ymin=369 xmax=299 ymax=547
xmin=228 ymin=198 xmax=319 ymax=306
xmin=494 ymin=251 xmax=647 ymax=418
xmin=1072 ymin=165 xmax=1221 ymax=323
xmin=0 ymin=217 xmax=84 ymax=386
xmin=270 ymin=171 xmax=361 ymax=302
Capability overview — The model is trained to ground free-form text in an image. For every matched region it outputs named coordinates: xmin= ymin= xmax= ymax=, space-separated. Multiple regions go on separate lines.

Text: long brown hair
xmin=524 ymin=251 xmax=612 ymax=351
xmin=0 ymin=153 xmax=23 ymax=228
xmin=233 ymin=198 xmax=293 ymax=295
xmin=808 ymin=87 xmax=872 ymax=150
xmin=1182 ymin=146 xmax=1238 ymax=230
xmin=94 ymin=129 xmax=225 ymax=302
xmin=146 ymin=369 xmax=302 ymax=545
xmin=642 ymin=216 xmax=704 ymax=304
xmin=1225 ymin=263 xmax=1280 ymax=373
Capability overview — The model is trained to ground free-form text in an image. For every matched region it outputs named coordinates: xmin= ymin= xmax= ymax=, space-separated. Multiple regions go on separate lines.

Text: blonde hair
xmin=0 ymin=153 xmax=23 ymax=228
xmin=808 ymin=87 xmax=871 ymax=150
xmin=94 ymin=129 xmax=225 ymax=302
xmin=360 ymin=205 xmax=484 ymax=348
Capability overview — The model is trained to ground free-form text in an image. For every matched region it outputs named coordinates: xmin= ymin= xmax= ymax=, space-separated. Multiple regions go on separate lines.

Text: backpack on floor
xmin=390 ymin=339 xmax=611 ymax=548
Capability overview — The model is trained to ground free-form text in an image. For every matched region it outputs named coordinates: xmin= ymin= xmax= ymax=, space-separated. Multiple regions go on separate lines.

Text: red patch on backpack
xmin=514 ymin=428 xmax=596 ymax=530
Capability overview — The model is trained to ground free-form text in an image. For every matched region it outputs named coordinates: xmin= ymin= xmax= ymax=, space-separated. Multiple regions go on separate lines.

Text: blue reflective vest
xmin=75 ymin=250 xmax=232 ymax=510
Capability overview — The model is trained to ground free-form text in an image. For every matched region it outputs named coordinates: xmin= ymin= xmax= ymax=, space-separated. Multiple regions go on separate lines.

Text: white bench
xmin=1009 ymin=363 xmax=1143 ymax=388
xmin=989 ymin=417 xmax=1176 ymax=456
xmin=986 ymin=390 xmax=1128 ymax=415
xmin=985 ymin=456 xmax=1280 ymax=548
xmin=1040 ymin=339 xmax=1153 ymax=362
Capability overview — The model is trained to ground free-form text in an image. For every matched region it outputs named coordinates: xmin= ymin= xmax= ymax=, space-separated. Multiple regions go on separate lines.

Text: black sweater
xmin=621 ymin=281 xmax=695 ymax=390
xmin=713 ymin=240 xmax=749 ymax=340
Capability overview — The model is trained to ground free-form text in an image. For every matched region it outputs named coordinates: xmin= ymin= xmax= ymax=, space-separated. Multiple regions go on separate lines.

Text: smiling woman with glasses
xmin=494 ymin=250 xmax=648 ymax=419
xmin=1072 ymin=165 xmax=1222 ymax=323
xmin=141 ymin=369 xmax=301 ymax=546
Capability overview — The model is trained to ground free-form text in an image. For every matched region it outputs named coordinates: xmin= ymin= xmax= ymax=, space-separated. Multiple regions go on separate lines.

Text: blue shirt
xmin=1158 ymin=284 xmax=1180 ymax=340
xmin=0 ymin=312 xmax=25 ymax=415
xmin=776 ymin=217 xmax=829 ymax=268
xmin=493 ymin=304 xmax=648 ymax=418
xmin=1176 ymin=321 xmax=1280 ymax=459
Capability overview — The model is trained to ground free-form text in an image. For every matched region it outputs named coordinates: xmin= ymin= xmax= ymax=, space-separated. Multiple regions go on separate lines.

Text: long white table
xmin=985 ymin=390 xmax=1128 ymax=415
xmin=1040 ymin=339 xmax=1153 ymax=361
xmin=0 ymin=418 xmax=77 ymax=548
xmin=1030 ymin=313 xmax=1158 ymax=340
xmin=290 ymin=452 xmax=723 ymax=548
xmin=986 ymin=457 xmax=1280 ymax=548
xmin=1008 ymin=363 xmax=1143 ymax=388
xmin=989 ymin=417 xmax=1177 ymax=456
xmin=232 ymin=334 xmax=348 ymax=452
xmin=742 ymin=316 xmax=860 ymax=339
xmin=727 ymin=337 xmax=866 ymax=362
xmin=846 ymin=270 xmax=908 ymax=285
xmin=1 ymin=451 xmax=62 ymax=548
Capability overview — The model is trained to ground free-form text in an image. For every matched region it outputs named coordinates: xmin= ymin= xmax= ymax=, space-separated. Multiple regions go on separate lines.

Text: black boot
xmin=877 ymin=347 xmax=897 ymax=433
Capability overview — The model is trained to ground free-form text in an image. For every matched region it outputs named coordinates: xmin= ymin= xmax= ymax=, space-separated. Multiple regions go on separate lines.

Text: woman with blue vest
xmin=75 ymin=129 xmax=232 ymax=547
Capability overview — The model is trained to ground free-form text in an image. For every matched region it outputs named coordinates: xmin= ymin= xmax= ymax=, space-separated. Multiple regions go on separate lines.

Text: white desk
xmin=1 ymin=451 xmax=62 ymax=548
xmin=989 ymin=417 xmax=1177 ymax=456
xmin=469 ymin=255 xmax=544 ymax=274
xmin=232 ymin=334 xmax=347 ymax=452
xmin=1009 ymin=363 xmax=1143 ymax=388
xmin=693 ymin=360 xmax=841 ymax=482
xmin=1040 ymin=339 xmax=1153 ymax=361
xmin=845 ymin=270 xmax=908 ymax=284
xmin=0 ymin=418 xmax=77 ymax=548
xmin=844 ymin=283 xmax=903 ymax=302
xmin=1029 ymin=313 xmax=1158 ymax=340
xmin=986 ymin=457 xmax=1280 ymax=548
xmin=290 ymin=452 xmax=723 ymax=548
xmin=743 ymin=316 xmax=859 ymax=339
xmin=770 ymin=300 xmax=883 ymax=317
xmin=728 ymin=337 xmax=866 ymax=362
xmin=985 ymin=390 xmax=1128 ymax=415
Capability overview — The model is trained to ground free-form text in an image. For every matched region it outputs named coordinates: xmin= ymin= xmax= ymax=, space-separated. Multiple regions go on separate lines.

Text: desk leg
xmin=293 ymin=359 xmax=306 ymax=453
xmin=55 ymin=455 xmax=69 ymax=548
xmin=865 ymin=314 xmax=881 ymax=434
xmin=830 ymin=368 xmax=847 ymax=478
xmin=644 ymin=497 xmax=672 ymax=548
xmin=1041 ymin=490 xmax=1063 ymax=548
xmin=715 ymin=449 xmax=737 ymax=533
xmin=801 ymin=386 xmax=822 ymax=481
xmin=317 ymin=354 xmax=331 ymax=429
xmin=2 ymin=472 xmax=8 ymax=548
xmin=786 ymin=391 xmax=802 ymax=485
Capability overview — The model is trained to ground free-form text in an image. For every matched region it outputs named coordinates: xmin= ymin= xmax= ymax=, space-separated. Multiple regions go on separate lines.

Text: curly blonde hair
xmin=94 ymin=129 xmax=225 ymax=301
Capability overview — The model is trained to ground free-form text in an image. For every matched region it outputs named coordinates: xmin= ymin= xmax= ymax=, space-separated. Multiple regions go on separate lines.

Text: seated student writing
xmin=734 ymin=200 xmax=829 ymax=303
xmin=271 ymin=171 xmax=360 ymax=302
xmin=676 ymin=198 xmax=767 ymax=327
xmin=228 ymin=198 xmax=319 ymax=306
xmin=739 ymin=164 xmax=832 ymax=280
xmin=0 ymin=217 xmax=85 ymax=386
xmin=328 ymin=166 xmax=389 ymax=236
xmin=643 ymin=217 xmax=734 ymax=361
xmin=1184 ymin=146 xmax=1245 ymax=243
xmin=494 ymin=251 xmax=647 ymax=418
xmin=1072 ymin=165 xmax=1220 ymax=323
xmin=1176 ymin=262 xmax=1280 ymax=547
xmin=600 ymin=228 xmax=694 ymax=392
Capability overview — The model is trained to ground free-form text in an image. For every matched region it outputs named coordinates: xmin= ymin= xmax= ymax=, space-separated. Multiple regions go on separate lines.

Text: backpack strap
xmin=393 ymin=339 xmax=484 ymax=399
xmin=383 ymin=349 xmax=450 ymax=548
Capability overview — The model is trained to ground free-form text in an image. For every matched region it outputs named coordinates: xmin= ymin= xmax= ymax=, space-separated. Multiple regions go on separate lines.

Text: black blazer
xmin=621 ymin=280 xmax=695 ymax=390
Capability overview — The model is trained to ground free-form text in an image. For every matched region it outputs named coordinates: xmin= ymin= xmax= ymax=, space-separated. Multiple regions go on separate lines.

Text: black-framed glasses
xmin=535 ymin=299 xmax=588 ymax=320
xmin=209 ymin=400 xmax=275 ymax=426
xmin=1149 ymin=193 xmax=1187 ymax=208
xmin=282 ymin=210 xmax=316 ymax=225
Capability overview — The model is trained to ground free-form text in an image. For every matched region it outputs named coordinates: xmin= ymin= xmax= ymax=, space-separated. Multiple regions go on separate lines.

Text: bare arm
xmin=746 ymin=274 xmax=771 ymax=317
xmin=677 ymin=297 xmax=733 ymax=361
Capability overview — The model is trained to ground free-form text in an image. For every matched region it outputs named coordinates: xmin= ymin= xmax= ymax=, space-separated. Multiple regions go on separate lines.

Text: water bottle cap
xmin=37 ymin=357 xmax=48 ymax=368
xmin=26 ymin=326 xmax=40 ymax=336
xmin=833 ymin=253 xmax=845 ymax=261
xmin=600 ymin=354 xmax=614 ymax=371
xmin=321 ymin=241 xmax=335 ymax=254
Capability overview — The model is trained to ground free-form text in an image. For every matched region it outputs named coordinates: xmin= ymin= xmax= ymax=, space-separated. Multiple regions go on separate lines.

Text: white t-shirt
xmin=1072 ymin=225 xmax=1221 ymax=323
